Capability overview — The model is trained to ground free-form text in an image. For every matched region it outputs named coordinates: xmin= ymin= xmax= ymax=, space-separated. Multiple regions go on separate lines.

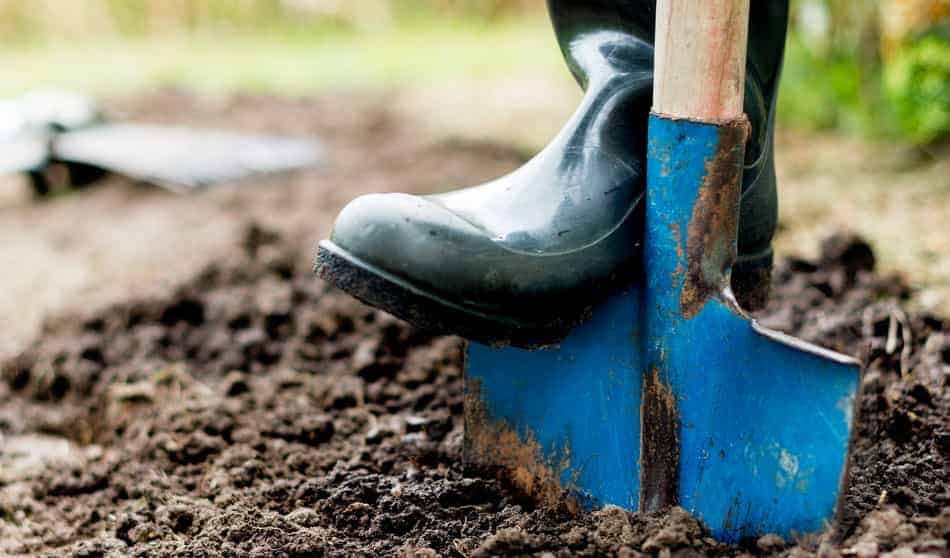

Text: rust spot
xmin=673 ymin=262 xmax=684 ymax=289
xmin=679 ymin=117 xmax=749 ymax=319
xmin=464 ymin=378 xmax=580 ymax=514
xmin=639 ymin=367 xmax=679 ymax=512
xmin=670 ymin=222 xmax=685 ymax=288
xmin=670 ymin=222 xmax=684 ymax=260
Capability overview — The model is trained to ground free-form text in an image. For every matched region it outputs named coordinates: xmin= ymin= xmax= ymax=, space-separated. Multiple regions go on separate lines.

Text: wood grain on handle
xmin=653 ymin=0 xmax=750 ymax=122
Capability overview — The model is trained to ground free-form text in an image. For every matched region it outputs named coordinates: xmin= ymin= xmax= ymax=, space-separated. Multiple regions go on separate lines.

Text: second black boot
xmin=317 ymin=0 xmax=788 ymax=348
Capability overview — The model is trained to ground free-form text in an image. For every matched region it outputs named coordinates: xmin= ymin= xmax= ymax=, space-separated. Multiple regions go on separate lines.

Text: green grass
xmin=885 ymin=33 xmax=950 ymax=145
xmin=0 ymin=19 xmax=561 ymax=97
xmin=777 ymin=29 xmax=950 ymax=145
xmin=4 ymin=14 xmax=945 ymax=147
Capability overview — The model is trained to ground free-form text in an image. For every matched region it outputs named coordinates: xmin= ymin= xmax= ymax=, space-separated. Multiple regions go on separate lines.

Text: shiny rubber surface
xmin=329 ymin=27 xmax=652 ymax=314
xmin=321 ymin=0 xmax=790 ymax=339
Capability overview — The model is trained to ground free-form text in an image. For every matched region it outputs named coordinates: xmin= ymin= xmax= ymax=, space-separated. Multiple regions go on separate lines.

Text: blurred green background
xmin=2 ymin=0 xmax=947 ymax=146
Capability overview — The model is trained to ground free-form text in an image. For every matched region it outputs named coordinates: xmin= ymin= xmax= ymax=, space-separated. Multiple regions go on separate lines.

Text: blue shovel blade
xmin=655 ymin=293 xmax=860 ymax=541
xmin=465 ymin=284 xmax=860 ymax=541
xmin=466 ymin=286 xmax=645 ymax=511
xmin=638 ymin=113 xmax=862 ymax=540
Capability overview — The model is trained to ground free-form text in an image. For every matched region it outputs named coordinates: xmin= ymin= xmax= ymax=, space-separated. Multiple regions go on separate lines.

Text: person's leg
xmin=317 ymin=0 xmax=789 ymax=348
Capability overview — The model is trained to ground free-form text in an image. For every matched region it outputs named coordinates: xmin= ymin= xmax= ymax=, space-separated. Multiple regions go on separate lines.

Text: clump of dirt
xmin=0 ymin=227 xmax=946 ymax=557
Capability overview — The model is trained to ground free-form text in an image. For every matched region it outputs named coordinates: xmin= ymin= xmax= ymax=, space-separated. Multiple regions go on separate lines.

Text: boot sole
xmin=732 ymin=251 xmax=774 ymax=312
xmin=316 ymin=240 xmax=582 ymax=349
xmin=317 ymin=241 xmax=773 ymax=347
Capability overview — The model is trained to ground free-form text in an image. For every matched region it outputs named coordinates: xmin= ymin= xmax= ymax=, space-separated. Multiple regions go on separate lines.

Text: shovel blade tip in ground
xmin=647 ymin=293 xmax=861 ymax=540
xmin=464 ymin=283 xmax=861 ymax=541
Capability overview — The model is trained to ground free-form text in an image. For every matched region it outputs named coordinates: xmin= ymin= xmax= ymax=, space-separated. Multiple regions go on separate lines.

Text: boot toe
xmin=328 ymin=192 xmax=496 ymax=301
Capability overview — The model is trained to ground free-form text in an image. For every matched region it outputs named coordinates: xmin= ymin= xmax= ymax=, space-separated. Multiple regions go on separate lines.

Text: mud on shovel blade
xmin=466 ymin=287 xmax=647 ymax=511
xmin=466 ymin=235 xmax=860 ymax=541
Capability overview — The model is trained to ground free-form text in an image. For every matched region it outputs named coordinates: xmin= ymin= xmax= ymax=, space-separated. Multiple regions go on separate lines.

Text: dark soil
xmin=1 ymin=226 xmax=946 ymax=557
xmin=0 ymin=92 xmax=946 ymax=557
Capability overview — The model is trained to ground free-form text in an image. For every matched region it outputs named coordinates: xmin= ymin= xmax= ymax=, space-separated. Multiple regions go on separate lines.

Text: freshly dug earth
xmin=0 ymin=88 xmax=946 ymax=558
xmin=0 ymin=222 xmax=946 ymax=556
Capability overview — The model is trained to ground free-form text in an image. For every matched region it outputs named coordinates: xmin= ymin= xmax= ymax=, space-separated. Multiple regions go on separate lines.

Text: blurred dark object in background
xmin=0 ymin=89 xmax=323 ymax=196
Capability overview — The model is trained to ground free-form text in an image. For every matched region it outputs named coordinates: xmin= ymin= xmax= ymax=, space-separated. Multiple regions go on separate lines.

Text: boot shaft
xmin=547 ymin=0 xmax=787 ymax=159
xmin=546 ymin=0 xmax=787 ymax=269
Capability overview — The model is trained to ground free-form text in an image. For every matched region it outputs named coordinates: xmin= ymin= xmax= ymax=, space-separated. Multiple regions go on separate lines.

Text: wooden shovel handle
xmin=653 ymin=0 xmax=750 ymax=122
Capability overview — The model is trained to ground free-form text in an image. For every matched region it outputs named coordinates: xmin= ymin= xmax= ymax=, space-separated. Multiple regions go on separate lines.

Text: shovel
xmin=465 ymin=0 xmax=862 ymax=542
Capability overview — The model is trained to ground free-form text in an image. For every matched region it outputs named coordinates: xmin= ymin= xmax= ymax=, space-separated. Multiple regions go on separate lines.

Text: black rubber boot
xmin=317 ymin=0 xmax=788 ymax=348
